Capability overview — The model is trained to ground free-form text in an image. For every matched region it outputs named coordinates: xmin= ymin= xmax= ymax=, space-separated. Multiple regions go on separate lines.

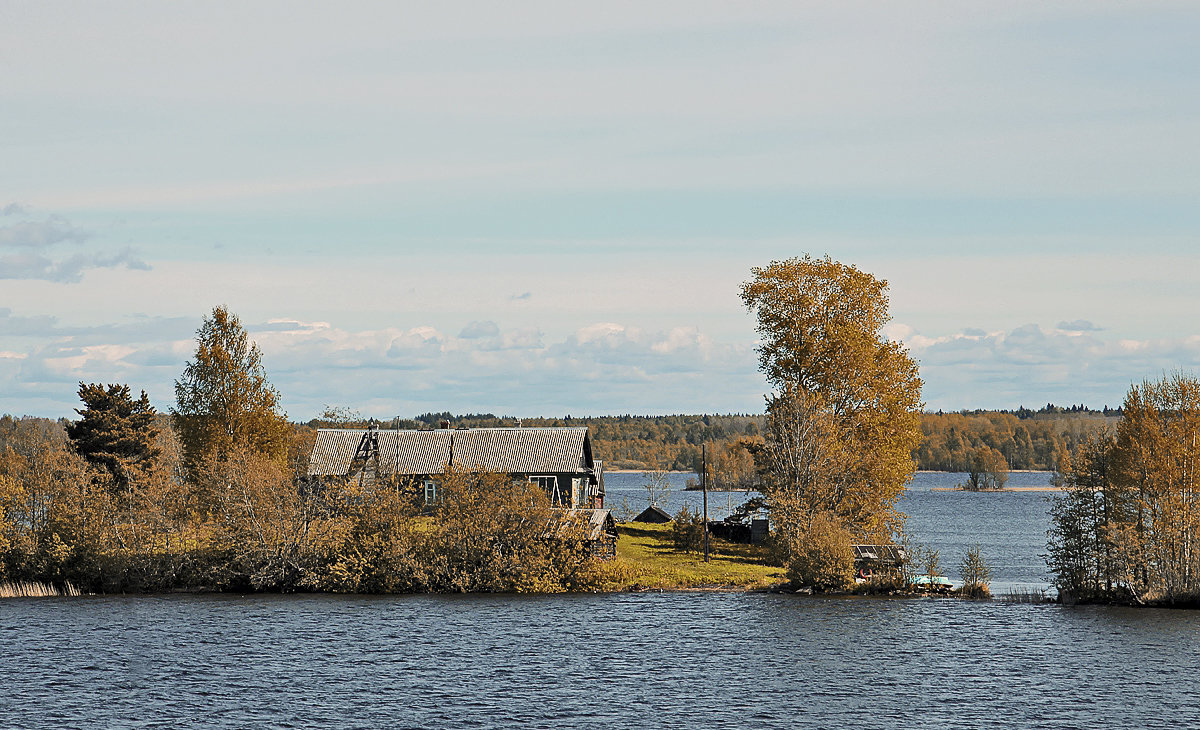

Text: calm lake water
xmin=5 ymin=471 xmax=1199 ymax=729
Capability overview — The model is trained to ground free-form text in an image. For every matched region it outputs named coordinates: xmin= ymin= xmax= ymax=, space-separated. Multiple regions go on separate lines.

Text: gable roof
xmin=307 ymin=427 xmax=594 ymax=478
xmin=451 ymin=427 xmax=591 ymax=474
xmin=554 ymin=508 xmax=617 ymax=541
xmin=633 ymin=505 xmax=673 ymax=523
xmin=852 ymin=544 xmax=908 ymax=565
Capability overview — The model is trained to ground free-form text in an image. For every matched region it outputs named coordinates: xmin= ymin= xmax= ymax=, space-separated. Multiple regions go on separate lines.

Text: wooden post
xmin=703 ymin=443 xmax=710 ymax=562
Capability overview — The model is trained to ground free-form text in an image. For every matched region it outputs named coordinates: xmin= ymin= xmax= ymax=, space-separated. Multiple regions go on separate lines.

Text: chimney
xmin=439 ymin=419 xmax=450 ymax=429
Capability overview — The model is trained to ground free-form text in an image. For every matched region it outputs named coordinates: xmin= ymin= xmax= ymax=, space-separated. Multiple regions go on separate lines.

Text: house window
xmin=530 ymin=475 xmax=562 ymax=505
xmin=423 ymin=479 xmax=438 ymax=505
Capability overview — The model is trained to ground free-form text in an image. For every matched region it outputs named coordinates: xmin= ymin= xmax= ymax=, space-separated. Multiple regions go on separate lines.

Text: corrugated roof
xmin=451 ymin=427 xmax=590 ymax=474
xmin=307 ymin=427 xmax=592 ymax=478
xmin=307 ymin=429 xmax=367 ymax=476
xmin=381 ymin=430 xmax=454 ymax=475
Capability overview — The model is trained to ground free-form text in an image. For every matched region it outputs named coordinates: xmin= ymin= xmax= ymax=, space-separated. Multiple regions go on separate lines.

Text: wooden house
xmin=307 ymin=425 xmax=606 ymax=509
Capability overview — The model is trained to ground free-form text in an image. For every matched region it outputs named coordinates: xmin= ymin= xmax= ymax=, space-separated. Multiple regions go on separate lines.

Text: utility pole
xmin=702 ymin=443 xmax=710 ymax=562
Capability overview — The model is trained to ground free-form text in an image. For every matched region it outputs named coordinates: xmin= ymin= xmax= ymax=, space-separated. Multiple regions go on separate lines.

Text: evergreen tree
xmin=65 ymin=382 xmax=159 ymax=489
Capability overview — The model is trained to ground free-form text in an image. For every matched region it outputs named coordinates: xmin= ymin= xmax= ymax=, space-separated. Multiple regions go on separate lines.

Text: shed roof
xmin=307 ymin=427 xmax=594 ymax=478
xmin=852 ymin=544 xmax=908 ymax=564
xmin=633 ymin=505 xmax=673 ymax=523
xmin=554 ymin=508 xmax=617 ymax=541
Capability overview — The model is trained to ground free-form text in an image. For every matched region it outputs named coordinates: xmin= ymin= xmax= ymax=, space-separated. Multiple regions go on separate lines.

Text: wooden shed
xmin=633 ymin=505 xmax=672 ymax=523
xmin=852 ymin=544 xmax=909 ymax=579
xmin=554 ymin=508 xmax=618 ymax=560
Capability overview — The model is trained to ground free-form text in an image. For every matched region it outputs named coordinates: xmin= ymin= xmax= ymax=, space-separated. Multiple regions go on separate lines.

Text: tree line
xmin=328 ymin=408 xmax=1115 ymax=476
xmin=1047 ymin=372 xmax=1200 ymax=606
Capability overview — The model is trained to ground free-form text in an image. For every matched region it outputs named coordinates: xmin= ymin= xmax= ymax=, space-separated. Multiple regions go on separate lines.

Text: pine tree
xmin=65 ymin=382 xmax=159 ymax=489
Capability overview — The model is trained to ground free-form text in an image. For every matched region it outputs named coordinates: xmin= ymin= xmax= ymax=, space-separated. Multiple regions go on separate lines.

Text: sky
xmin=3 ymin=1 xmax=1199 ymax=420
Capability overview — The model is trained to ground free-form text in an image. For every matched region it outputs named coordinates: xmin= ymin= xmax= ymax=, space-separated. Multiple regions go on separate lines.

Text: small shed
xmin=554 ymin=508 xmax=618 ymax=560
xmin=633 ymin=505 xmax=673 ymax=523
xmin=852 ymin=544 xmax=908 ymax=578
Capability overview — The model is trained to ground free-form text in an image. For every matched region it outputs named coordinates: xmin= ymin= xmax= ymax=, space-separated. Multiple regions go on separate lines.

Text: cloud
xmin=0 ymin=308 xmax=61 ymax=336
xmin=509 ymin=292 xmax=532 ymax=301
xmin=8 ymin=310 xmax=1200 ymax=421
xmin=0 ymin=247 xmax=151 ymax=284
xmin=1057 ymin=319 xmax=1103 ymax=332
xmin=0 ymin=211 xmax=150 ymax=283
xmin=0 ymin=217 xmax=89 ymax=248
xmin=2 ymin=203 xmax=27 ymax=216
xmin=897 ymin=322 xmax=1200 ymax=409
xmin=459 ymin=320 xmax=500 ymax=339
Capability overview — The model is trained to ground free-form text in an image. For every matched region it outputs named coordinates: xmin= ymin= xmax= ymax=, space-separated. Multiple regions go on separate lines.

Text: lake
xmin=4 ymin=471 xmax=1198 ymax=729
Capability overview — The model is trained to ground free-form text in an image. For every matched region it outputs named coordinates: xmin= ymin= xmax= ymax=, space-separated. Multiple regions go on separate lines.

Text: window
xmin=530 ymin=475 xmax=562 ymax=505
xmin=423 ymin=479 xmax=438 ymax=505
xmin=573 ymin=478 xmax=589 ymax=508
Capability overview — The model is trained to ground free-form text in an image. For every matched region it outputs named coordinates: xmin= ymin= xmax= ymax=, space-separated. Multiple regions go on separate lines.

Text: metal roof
xmin=307 ymin=428 xmax=453 ymax=477
xmin=451 ymin=427 xmax=590 ymax=474
xmin=307 ymin=427 xmax=593 ymax=478
xmin=852 ymin=544 xmax=908 ymax=564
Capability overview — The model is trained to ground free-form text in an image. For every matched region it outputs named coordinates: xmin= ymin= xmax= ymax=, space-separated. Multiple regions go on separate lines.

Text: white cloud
xmin=0 ymin=314 xmax=763 ymax=418
xmin=898 ymin=322 xmax=1200 ymax=410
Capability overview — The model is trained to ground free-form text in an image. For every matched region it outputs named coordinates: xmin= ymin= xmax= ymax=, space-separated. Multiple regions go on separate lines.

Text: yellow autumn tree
xmin=741 ymin=256 xmax=922 ymax=587
xmin=172 ymin=306 xmax=290 ymax=485
xmin=1109 ymin=373 xmax=1200 ymax=602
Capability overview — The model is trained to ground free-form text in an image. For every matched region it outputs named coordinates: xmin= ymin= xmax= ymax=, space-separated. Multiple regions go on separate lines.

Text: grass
xmin=591 ymin=522 xmax=786 ymax=591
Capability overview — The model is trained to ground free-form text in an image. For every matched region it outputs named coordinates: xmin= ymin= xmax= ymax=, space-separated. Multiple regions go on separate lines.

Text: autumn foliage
xmin=0 ymin=307 xmax=599 ymax=594
xmin=742 ymin=256 xmax=923 ymax=588
xmin=1048 ymin=373 xmax=1200 ymax=605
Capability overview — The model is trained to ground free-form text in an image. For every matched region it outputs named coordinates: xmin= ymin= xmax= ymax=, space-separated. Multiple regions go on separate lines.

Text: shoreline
xmin=930 ymin=486 xmax=1064 ymax=492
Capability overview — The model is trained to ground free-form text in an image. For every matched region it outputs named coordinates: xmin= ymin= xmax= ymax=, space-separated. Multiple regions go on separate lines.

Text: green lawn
xmin=593 ymin=522 xmax=786 ymax=591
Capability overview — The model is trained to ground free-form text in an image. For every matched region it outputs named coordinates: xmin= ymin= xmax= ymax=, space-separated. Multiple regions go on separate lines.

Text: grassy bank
xmin=592 ymin=522 xmax=785 ymax=591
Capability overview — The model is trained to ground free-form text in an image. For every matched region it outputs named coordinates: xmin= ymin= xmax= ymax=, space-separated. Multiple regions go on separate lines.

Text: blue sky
xmin=3 ymin=1 xmax=1199 ymax=419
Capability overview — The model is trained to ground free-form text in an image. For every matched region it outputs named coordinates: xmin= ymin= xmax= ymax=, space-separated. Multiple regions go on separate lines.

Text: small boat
xmin=909 ymin=574 xmax=954 ymax=592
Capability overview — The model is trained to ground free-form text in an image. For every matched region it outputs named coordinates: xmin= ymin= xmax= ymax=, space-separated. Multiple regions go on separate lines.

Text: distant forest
xmin=307 ymin=403 xmax=1121 ymax=473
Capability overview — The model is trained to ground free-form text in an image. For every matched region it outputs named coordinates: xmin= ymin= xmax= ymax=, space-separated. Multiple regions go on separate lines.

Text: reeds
xmin=999 ymin=587 xmax=1049 ymax=603
xmin=0 ymin=581 xmax=81 ymax=598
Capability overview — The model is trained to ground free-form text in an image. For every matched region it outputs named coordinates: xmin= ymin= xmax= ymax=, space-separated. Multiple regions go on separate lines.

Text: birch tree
xmin=172 ymin=306 xmax=290 ymax=481
xmin=742 ymin=256 xmax=922 ymax=586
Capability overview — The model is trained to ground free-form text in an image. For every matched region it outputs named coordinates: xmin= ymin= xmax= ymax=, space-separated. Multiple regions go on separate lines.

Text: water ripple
xmin=3 ymin=593 xmax=1199 ymax=729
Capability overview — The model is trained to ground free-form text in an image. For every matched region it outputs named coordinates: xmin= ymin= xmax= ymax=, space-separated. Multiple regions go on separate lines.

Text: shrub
xmin=671 ymin=505 xmax=705 ymax=553
xmin=781 ymin=511 xmax=854 ymax=590
xmin=958 ymin=543 xmax=992 ymax=598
